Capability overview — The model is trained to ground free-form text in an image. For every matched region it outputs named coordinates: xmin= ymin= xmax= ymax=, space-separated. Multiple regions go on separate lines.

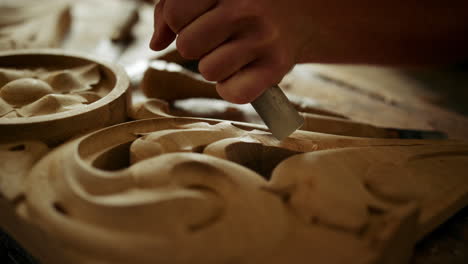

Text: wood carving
xmin=132 ymin=97 xmax=442 ymax=140
xmin=281 ymin=64 xmax=468 ymax=139
xmin=137 ymin=60 xmax=444 ymax=139
xmin=0 ymin=141 xmax=48 ymax=202
xmin=0 ymin=64 xmax=101 ymax=118
xmin=0 ymin=50 xmax=130 ymax=145
xmin=0 ymin=117 xmax=466 ymax=264
xmin=0 ymin=0 xmax=71 ymax=51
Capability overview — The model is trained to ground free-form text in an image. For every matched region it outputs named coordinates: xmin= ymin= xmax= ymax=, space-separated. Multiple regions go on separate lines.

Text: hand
xmin=150 ymin=0 xmax=309 ymax=104
xmin=150 ymin=0 xmax=468 ymax=104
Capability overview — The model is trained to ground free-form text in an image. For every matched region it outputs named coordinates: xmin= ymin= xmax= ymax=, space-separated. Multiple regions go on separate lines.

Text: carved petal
xmin=42 ymin=64 xmax=100 ymax=93
xmin=129 ymin=98 xmax=173 ymax=119
xmin=16 ymin=94 xmax=87 ymax=117
xmin=43 ymin=70 xmax=85 ymax=93
xmin=72 ymin=64 xmax=101 ymax=87
xmin=0 ymin=78 xmax=53 ymax=106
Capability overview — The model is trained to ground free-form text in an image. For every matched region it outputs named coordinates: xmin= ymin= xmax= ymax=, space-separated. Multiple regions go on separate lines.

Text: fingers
xmin=150 ymin=0 xmax=296 ymax=104
xmin=216 ymin=55 xmax=293 ymax=104
xmin=176 ymin=6 xmax=235 ymax=59
xmin=198 ymin=36 xmax=259 ymax=81
xmin=163 ymin=0 xmax=218 ymax=33
xmin=151 ymin=0 xmax=218 ymax=51
xmin=150 ymin=0 xmax=176 ymax=51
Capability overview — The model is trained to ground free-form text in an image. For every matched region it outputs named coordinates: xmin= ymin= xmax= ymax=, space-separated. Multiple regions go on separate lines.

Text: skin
xmin=150 ymin=0 xmax=468 ymax=104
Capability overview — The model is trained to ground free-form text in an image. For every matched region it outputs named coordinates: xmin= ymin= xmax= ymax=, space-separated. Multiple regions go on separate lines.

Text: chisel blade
xmin=251 ymin=85 xmax=304 ymax=140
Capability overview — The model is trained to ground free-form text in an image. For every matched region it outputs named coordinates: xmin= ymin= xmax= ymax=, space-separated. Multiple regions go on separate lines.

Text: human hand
xmin=150 ymin=0 xmax=468 ymax=104
xmin=150 ymin=0 xmax=309 ymax=104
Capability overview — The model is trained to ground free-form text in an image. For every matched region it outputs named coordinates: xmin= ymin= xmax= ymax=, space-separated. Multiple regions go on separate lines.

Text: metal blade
xmin=251 ymin=85 xmax=304 ymax=140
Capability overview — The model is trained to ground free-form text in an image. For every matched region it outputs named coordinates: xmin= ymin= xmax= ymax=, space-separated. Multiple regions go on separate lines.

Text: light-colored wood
xmin=1 ymin=64 xmax=101 ymax=118
xmin=138 ymin=61 xmax=445 ymax=139
xmin=131 ymin=97 xmax=442 ymax=139
xmin=0 ymin=117 xmax=465 ymax=264
xmin=131 ymin=97 xmax=264 ymax=125
xmin=0 ymin=0 xmax=71 ymax=51
xmin=0 ymin=141 xmax=48 ymax=201
xmin=282 ymin=64 xmax=468 ymax=139
xmin=0 ymin=2 xmax=466 ymax=263
xmin=139 ymin=60 xmax=343 ymax=119
xmin=0 ymin=50 xmax=130 ymax=145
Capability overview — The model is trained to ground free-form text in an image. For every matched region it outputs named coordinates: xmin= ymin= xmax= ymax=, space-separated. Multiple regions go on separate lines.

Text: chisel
xmin=250 ymin=85 xmax=304 ymax=140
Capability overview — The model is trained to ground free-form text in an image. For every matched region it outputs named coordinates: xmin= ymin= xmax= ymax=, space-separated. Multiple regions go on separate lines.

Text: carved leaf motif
xmin=129 ymin=98 xmax=173 ymax=119
xmin=16 ymin=94 xmax=87 ymax=117
xmin=269 ymin=152 xmax=391 ymax=232
xmin=42 ymin=64 xmax=101 ymax=93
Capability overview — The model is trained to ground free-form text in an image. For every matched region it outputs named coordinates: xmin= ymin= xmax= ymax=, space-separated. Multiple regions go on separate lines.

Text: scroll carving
xmin=12 ymin=117 xmax=467 ymax=264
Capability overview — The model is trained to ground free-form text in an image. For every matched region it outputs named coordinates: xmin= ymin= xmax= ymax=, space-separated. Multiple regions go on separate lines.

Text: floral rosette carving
xmin=0 ymin=64 xmax=102 ymax=118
